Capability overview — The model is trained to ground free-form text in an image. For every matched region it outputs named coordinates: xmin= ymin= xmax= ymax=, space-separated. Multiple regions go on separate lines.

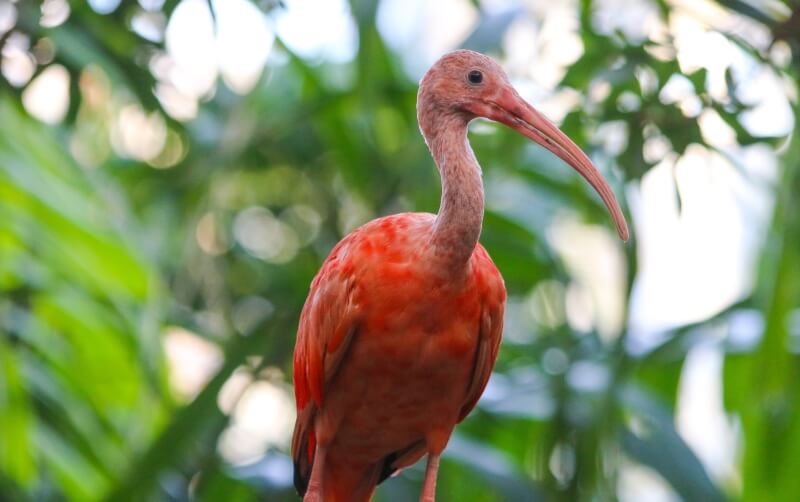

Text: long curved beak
xmin=478 ymin=87 xmax=629 ymax=241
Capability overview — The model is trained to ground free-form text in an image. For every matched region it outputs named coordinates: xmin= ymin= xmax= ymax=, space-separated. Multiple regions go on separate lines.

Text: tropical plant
xmin=0 ymin=0 xmax=798 ymax=501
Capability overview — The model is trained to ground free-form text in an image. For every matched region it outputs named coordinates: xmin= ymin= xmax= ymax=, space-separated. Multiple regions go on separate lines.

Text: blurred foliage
xmin=1 ymin=0 xmax=799 ymax=501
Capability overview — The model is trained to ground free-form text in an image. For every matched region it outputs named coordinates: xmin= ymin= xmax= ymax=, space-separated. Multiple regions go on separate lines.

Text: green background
xmin=1 ymin=0 xmax=799 ymax=501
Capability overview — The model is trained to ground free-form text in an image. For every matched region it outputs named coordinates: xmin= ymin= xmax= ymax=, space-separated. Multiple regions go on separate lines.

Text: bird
xmin=291 ymin=49 xmax=629 ymax=502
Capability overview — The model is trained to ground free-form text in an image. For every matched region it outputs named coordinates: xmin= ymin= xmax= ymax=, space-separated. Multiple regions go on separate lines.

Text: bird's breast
xmin=360 ymin=260 xmax=479 ymax=338
xmin=342 ymin=215 xmax=494 ymax=364
xmin=315 ymin=214 xmax=505 ymax=463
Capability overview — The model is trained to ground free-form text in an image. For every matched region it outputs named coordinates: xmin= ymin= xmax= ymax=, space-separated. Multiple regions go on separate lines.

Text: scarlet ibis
xmin=292 ymin=50 xmax=628 ymax=502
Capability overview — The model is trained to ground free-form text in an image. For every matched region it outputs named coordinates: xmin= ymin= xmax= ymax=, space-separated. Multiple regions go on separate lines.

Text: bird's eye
xmin=467 ymin=70 xmax=483 ymax=84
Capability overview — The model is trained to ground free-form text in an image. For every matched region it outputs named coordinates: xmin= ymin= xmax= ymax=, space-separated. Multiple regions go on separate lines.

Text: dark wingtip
xmin=377 ymin=453 xmax=399 ymax=485
xmin=294 ymin=457 xmax=309 ymax=496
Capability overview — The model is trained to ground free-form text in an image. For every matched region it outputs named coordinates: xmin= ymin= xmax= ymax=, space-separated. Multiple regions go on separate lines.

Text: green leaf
xmin=0 ymin=339 xmax=36 ymax=486
xmin=620 ymin=387 xmax=727 ymax=502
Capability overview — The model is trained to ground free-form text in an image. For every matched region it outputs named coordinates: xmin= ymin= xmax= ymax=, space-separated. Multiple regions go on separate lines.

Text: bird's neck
xmin=427 ymin=116 xmax=485 ymax=269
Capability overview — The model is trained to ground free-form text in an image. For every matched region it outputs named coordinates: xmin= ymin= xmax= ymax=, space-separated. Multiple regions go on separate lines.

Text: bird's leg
xmin=419 ymin=452 xmax=441 ymax=502
xmin=304 ymin=446 xmax=327 ymax=502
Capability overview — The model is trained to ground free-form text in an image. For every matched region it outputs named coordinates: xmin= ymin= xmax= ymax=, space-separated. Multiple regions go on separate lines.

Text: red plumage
xmin=292 ymin=213 xmax=505 ymax=501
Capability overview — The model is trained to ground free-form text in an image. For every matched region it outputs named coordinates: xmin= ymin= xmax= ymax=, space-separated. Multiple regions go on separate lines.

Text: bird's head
xmin=418 ymin=49 xmax=629 ymax=241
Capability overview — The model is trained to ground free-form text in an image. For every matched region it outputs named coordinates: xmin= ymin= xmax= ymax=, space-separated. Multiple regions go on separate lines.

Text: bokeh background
xmin=1 ymin=0 xmax=798 ymax=500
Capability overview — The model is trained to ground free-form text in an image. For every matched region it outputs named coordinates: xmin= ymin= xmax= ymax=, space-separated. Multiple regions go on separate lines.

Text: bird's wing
xmin=292 ymin=244 xmax=360 ymax=495
xmin=293 ymin=271 xmax=359 ymax=411
xmin=458 ymin=267 xmax=505 ymax=422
